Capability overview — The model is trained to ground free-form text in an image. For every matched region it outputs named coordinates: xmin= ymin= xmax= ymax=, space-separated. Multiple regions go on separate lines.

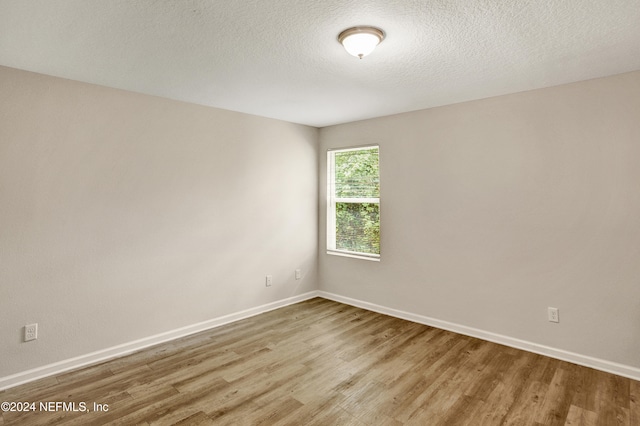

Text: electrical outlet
xmin=265 ymin=275 xmax=272 ymax=287
xmin=548 ymin=307 xmax=559 ymax=323
xmin=25 ymin=323 xmax=38 ymax=341
xmin=295 ymin=269 xmax=301 ymax=280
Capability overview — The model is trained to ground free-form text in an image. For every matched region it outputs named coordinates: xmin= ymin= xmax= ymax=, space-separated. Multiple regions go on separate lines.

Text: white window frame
xmin=327 ymin=145 xmax=380 ymax=261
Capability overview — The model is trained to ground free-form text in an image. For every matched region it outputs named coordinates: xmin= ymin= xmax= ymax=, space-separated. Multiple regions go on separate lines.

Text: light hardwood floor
xmin=1 ymin=298 xmax=639 ymax=425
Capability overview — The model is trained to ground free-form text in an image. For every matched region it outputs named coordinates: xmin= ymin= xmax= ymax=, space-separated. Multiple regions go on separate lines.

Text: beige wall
xmin=2 ymin=63 xmax=639 ymax=382
xmin=0 ymin=66 xmax=318 ymax=378
xmin=319 ymin=71 xmax=640 ymax=369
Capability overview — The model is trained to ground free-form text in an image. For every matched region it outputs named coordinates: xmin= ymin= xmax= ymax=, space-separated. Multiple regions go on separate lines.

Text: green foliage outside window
xmin=334 ymin=148 xmax=380 ymax=254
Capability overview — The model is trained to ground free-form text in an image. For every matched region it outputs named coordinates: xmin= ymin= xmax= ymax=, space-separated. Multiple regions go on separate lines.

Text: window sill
xmin=326 ymin=250 xmax=380 ymax=262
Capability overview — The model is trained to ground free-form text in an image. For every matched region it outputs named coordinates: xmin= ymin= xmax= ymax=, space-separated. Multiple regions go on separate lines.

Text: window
xmin=327 ymin=146 xmax=380 ymax=260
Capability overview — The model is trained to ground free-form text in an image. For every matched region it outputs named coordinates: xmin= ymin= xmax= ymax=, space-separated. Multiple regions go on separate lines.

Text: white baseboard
xmin=317 ymin=291 xmax=640 ymax=381
xmin=4 ymin=290 xmax=638 ymax=391
xmin=0 ymin=291 xmax=319 ymax=391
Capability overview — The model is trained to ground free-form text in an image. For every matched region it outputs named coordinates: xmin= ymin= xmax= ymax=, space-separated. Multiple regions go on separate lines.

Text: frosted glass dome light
xmin=338 ymin=26 xmax=385 ymax=59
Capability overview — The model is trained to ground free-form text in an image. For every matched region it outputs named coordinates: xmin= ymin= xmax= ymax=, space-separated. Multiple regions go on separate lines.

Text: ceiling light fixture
xmin=338 ymin=26 xmax=385 ymax=59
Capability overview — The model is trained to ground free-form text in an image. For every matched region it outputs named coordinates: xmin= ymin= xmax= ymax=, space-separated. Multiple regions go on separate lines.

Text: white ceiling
xmin=1 ymin=0 xmax=639 ymax=127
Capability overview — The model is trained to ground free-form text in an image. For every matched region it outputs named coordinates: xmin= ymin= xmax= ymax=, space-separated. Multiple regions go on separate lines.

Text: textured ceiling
xmin=1 ymin=0 xmax=639 ymax=127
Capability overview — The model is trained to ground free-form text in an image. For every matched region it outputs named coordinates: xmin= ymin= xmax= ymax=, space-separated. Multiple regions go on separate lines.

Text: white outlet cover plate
xmin=25 ymin=323 xmax=38 ymax=341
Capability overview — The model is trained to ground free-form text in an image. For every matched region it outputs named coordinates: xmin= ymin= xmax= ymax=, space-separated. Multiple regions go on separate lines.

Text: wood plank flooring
xmin=1 ymin=298 xmax=638 ymax=425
